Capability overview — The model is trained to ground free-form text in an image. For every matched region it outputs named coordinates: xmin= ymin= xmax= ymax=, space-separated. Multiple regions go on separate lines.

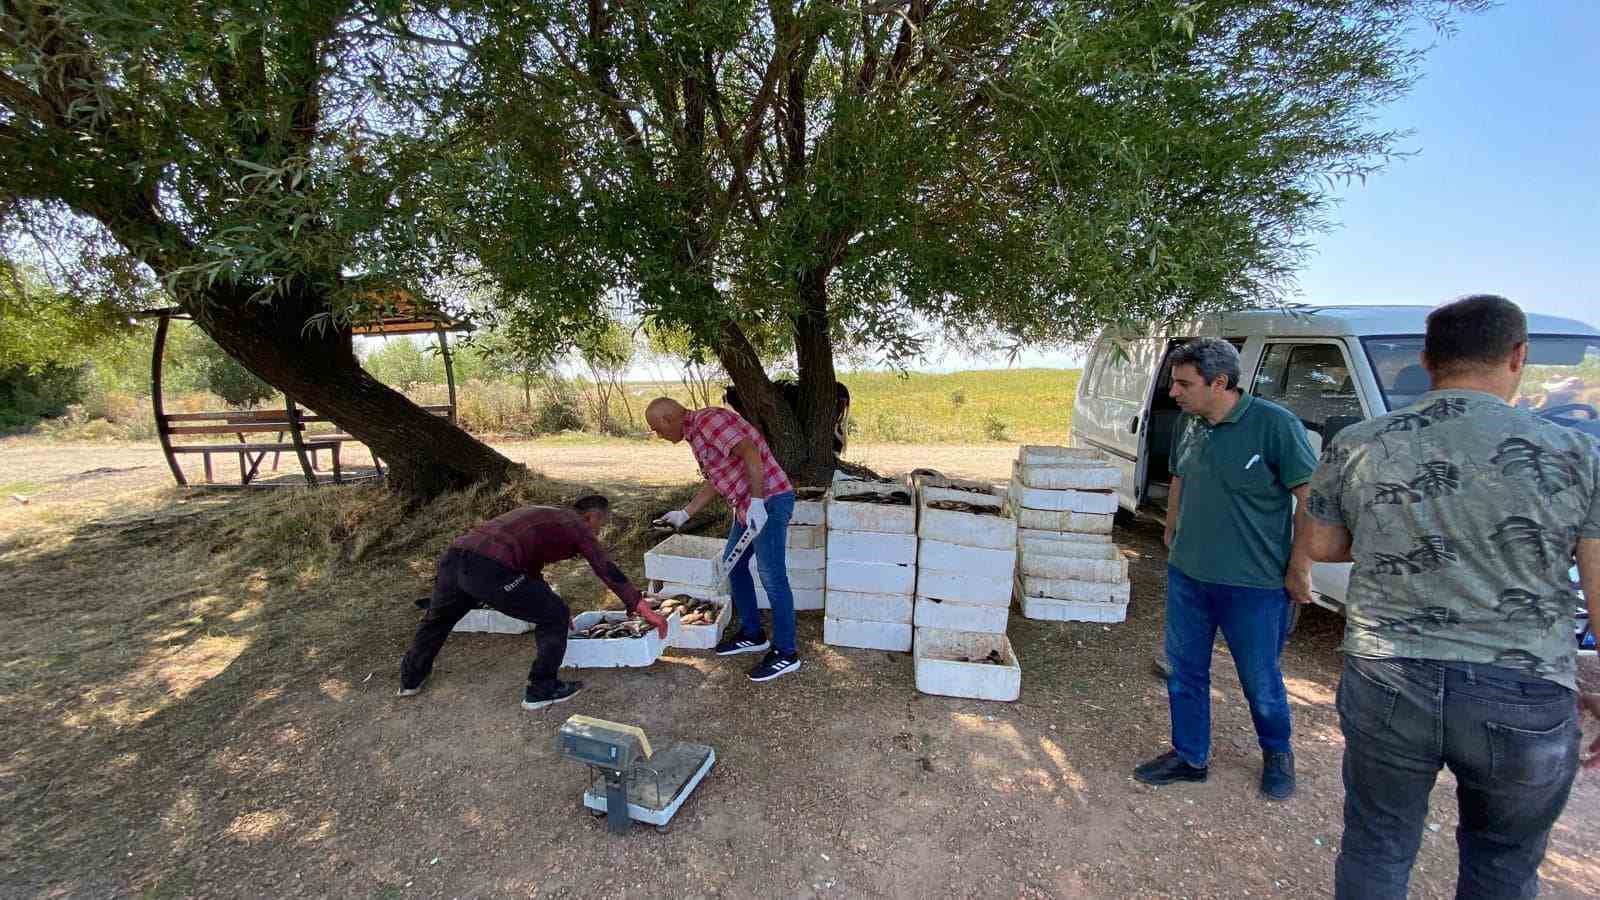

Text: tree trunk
xmin=791 ymin=267 xmax=840 ymax=483
xmin=714 ymin=317 xmax=836 ymax=486
xmin=192 ymin=284 xmax=518 ymax=499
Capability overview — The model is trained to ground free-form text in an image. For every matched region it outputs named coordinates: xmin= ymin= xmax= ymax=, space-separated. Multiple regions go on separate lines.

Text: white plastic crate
xmin=643 ymin=534 xmax=726 ymax=586
xmin=824 ymin=616 xmax=913 ymax=652
xmin=913 ymin=629 xmax=1021 ymax=701
xmin=1015 ymin=462 xmax=1122 ymax=491
xmin=1018 ymin=594 xmax=1128 ymax=624
xmin=453 ymin=608 xmax=532 ymax=634
xmin=787 ymin=524 xmax=826 ymax=549
xmin=917 ymin=539 xmax=1016 ymax=575
xmin=561 ymin=611 xmax=680 ymax=668
xmin=826 ymin=558 xmax=916 ymax=595
xmin=916 ymin=569 xmax=1013 ymax=606
xmin=918 ymin=505 xmax=1017 ymax=550
xmin=828 ymin=530 xmax=918 ymax=563
xmin=1018 ymin=554 xmax=1129 ymax=583
xmin=825 ymin=589 xmax=914 ymax=624
xmin=826 ymin=497 xmax=915 ymax=534
xmin=1017 ymin=573 xmax=1131 ymax=605
xmin=1011 ymin=505 xmax=1114 ymax=534
xmin=913 ymin=596 xmax=1010 ymax=633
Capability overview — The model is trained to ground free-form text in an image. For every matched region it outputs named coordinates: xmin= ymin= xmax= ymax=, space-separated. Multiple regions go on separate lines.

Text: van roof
xmin=1173 ymin=305 xmax=1600 ymax=340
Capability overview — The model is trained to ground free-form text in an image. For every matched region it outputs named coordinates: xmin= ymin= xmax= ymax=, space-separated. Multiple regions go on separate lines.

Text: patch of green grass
xmin=841 ymin=368 xmax=1080 ymax=444
xmin=1 ymin=480 xmax=41 ymax=495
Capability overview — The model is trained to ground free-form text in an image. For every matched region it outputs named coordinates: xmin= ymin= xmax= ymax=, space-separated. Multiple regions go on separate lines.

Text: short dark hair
xmin=1425 ymin=295 xmax=1527 ymax=376
xmin=1169 ymin=338 xmax=1241 ymax=390
xmin=572 ymin=494 xmax=610 ymax=514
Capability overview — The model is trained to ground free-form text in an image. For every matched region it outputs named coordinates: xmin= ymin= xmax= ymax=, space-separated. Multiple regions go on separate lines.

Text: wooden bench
xmin=158 ymin=409 xmax=343 ymax=486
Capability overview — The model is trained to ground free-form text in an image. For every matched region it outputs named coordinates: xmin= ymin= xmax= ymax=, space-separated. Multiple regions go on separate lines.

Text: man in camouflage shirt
xmin=1298 ymin=295 xmax=1600 ymax=900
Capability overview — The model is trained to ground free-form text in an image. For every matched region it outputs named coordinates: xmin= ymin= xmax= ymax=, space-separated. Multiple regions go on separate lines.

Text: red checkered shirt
xmin=685 ymin=406 xmax=793 ymax=523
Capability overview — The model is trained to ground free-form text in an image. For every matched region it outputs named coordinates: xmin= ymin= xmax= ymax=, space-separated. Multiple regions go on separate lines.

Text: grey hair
xmin=1170 ymin=338 xmax=1241 ymax=390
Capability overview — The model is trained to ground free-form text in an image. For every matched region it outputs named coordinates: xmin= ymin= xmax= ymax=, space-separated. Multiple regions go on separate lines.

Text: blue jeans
xmin=1164 ymin=564 xmax=1292 ymax=767
xmin=1334 ymin=657 xmax=1580 ymax=900
xmin=724 ymin=491 xmax=796 ymax=655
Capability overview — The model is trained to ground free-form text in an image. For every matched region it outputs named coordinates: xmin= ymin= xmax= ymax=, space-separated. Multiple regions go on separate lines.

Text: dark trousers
xmin=1334 ymin=656 xmax=1581 ymax=900
xmin=399 ymin=548 xmax=570 ymax=693
xmin=1164 ymin=565 xmax=1293 ymax=767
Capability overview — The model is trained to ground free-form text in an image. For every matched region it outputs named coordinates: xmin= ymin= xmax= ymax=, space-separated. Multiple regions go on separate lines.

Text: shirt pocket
xmin=1219 ymin=452 xmax=1278 ymax=496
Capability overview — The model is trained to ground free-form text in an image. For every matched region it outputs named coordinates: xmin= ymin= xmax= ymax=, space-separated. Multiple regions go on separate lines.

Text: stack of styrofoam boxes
xmin=823 ymin=478 xmax=916 ymax=651
xmin=755 ymin=488 xmax=827 ymax=612
xmin=912 ymin=477 xmax=1022 ymax=701
xmin=1010 ymin=446 xmax=1131 ymax=622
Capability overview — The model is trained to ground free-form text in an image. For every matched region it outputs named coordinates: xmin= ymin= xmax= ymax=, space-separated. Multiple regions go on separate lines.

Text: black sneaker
xmin=1261 ymin=751 xmax=1296 ymax=801
xmin=715 ymin=632 xmax=770 ymax=656
xmin=748 ymin=650 xmax=801 ymax=683
xmin=522 ymin=680 xmax=584 ymax=711
xmin=397 ymin=673 xmax=428 ymax=697
xmin=1133 ymin=750 xmax=1208 ymax=786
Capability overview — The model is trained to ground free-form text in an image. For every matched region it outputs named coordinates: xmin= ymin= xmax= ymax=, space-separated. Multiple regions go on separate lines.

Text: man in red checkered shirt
xmin=647 ymin=398 xmax=802 ymax=682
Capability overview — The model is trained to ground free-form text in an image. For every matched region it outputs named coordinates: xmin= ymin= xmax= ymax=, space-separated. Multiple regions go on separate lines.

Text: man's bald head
xmin=646 ymin=397 xmax=688 ymax=443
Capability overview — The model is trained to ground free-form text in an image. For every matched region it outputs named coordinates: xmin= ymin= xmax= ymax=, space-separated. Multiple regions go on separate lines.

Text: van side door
xmin=1072 ymin=337 xmax=1166 ymax=512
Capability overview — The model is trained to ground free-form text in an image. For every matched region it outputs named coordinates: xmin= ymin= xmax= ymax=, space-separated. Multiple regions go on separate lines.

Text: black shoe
xmin=522 ymin=680 xmax=584 ymax=711
xmin=1261 ymin=751 xmax=1296 ymax=801
xmin=748 ymin=650 xmax=801 ymax=683
xmin=1133 ymin=750 xmax=1208 ymax=786
xmin=715 ymin=632 xmax=770 ymax=656
xmin=397 ymin=673 xmax=428 ymax=697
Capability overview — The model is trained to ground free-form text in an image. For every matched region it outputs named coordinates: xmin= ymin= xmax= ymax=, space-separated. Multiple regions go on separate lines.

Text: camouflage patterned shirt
xmin=1307 ymin=389 xmax=1600 ymax=689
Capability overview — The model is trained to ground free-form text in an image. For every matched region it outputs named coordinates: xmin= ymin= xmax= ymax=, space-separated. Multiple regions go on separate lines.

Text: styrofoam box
xmin=827 ymin=497 xmax=915 ymax=534
xmin=664 ymin=596 xmax=730 ymax=651
xmin=643 ymin=534 xmax=726 ymax=586
xmin=918 ymin=539 xmax=1016 ymax=575
xmin=831 ymin=477 xmax=911 ymax=499
xmin=1016 ymin=462 xmax=1122 ymax=491
xmin=828 ymin=530 xmax=917 ymax=563
xmin=753 ymin=565 xmax=824 ymax=591
xmin=787 ymin=524 xmax=826 ymax=549
xmin=784 ymin=547 xmax=825 ymax=570
xmin=917 ymin=569 xmax=1013 ymax=606
xmin=1018 ymin=574 xmax=1132 ymax=605
xmin=1019 ymin=594 xmax=1128 ymax=624
xmin=826 ymin=559 xmax=916 ymax=595
xmin=561 ymin=611 xmax=680 ymax=668
xmin=913 ymin=596 xmax=1010 ymax=633
xmin=453 ymin=608 xmax=531 ymax=634
xmin=824 ymin=616 xmax=913 ymax=652
xmin=1018 ymin=554 xmax=1129 ymax=583
xmin=756 ymin=585 xmax=825 ymax=611
xmin=648 ymin=579 xmax=728 ymax=602
xmin=1012 ymin=505 xmax=1114 ymax=534
xmin=920 ymin=485 xmax=1003 ymax=508
xmin=825 ymin=589 xmax=914 ymax=624
xmin=914 ymin=628 xmax=1021 ymax=701
xmin=1020 ymin=445 xmax=1107 ymax=466
xmin=1019 ymin=531 xmax=1118 ymax=557
xmin=918 ymin=505 xmax=1017 ymax=550
xmin=1009 ymin=476 xmax=1119 ymax=516
xmin=791 ymin=498 xmax=827 ymax=526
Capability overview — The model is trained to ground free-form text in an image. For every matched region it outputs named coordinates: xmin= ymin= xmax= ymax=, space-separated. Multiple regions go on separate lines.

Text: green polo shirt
xmin=1168 ymin=393 xmax=1319 ymax=588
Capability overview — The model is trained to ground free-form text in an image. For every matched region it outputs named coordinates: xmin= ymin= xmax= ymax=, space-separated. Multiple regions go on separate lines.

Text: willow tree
xmin=0 ymin=1 xmax=519 ymax=496
xmin=384 ymin=0 xmax=1478 ymax=482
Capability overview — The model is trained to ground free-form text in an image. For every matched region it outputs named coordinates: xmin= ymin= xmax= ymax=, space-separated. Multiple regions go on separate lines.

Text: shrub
xmin=982 ymin=412 xmax=1009 ymax=442
xmin=535 ymin=395 xmax=585 ymax=433
xmin=948 ymin=389 xmax=966 ymax=407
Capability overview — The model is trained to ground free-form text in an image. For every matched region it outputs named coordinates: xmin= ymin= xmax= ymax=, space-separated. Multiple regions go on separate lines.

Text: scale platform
xmin=582 ymin=742 xmax=716 ymax=828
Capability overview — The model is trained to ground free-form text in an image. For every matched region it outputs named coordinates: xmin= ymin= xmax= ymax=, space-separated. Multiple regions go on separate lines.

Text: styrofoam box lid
xmin=645 ymin=533 xmax=726 ymax=561
xmin=919 ymin=484 xmax=1003 ymax=507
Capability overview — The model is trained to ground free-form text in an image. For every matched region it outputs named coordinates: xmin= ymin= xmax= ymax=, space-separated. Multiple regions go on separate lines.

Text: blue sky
xmin=929 ymin=0 xmax=1599 ymax=372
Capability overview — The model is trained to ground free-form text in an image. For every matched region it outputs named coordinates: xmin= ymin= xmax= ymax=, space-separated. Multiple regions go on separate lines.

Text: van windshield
xmin=1363 ymin=335 xmax=1600 ymax=436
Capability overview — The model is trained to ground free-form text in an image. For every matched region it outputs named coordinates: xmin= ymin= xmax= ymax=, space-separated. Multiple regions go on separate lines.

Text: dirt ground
xmin=1 ymin=436 xmax=1597 ymax=899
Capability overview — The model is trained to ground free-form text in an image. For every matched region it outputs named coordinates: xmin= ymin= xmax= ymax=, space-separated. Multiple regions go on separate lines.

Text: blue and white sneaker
xmin=748 ymin=651 xmax=801 ymax=683
xmin=715 ymin=632 xmax=770 ymax=656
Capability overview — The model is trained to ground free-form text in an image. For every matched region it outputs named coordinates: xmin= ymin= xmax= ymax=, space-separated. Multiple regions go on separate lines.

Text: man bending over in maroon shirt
xmin=398 ymin=494 xmax=668 ymax=710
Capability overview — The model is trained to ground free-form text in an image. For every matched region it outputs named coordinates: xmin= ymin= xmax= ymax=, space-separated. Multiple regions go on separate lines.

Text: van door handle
xmin=1129 ymin=415 xmax=1141 ymax=434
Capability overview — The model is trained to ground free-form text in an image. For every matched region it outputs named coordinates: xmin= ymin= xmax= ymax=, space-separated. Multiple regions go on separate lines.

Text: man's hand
xmin=636 ymin=604 xmax=669 ymax=639
xmin=654 ymin=509 xmax=690 ymax=530
xmin=1286 ymin=562 xmax=1315 ymax=605
xmin=746 ymin=497 xmax=768 ymax=533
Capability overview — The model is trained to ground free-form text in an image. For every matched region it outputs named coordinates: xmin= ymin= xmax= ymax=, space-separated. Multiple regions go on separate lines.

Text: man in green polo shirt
xmin=1133 ymin=338 xmax=1318 ymax=800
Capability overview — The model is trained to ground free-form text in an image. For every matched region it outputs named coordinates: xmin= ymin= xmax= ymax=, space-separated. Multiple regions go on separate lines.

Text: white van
xmin=1070 ymin=305 xmax=1600 ymax=617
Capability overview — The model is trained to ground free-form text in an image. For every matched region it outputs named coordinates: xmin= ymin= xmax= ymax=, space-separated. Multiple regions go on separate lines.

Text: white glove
xmin=655 ymin=509 xmax=690 ymax=529
xmin=745 ymin=497 xmax=768 ymax=533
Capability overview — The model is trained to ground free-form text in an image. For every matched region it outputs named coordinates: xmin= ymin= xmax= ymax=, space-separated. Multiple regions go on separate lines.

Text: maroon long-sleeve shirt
xmin=452 ymin=505 xmax=643 ymax=611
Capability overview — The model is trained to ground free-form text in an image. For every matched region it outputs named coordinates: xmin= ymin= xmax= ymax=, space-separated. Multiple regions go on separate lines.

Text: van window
xmin=1252 ymin=342 xmax=1363 ymax=442
xmin=1098 ymin=340 xmax=1159 ymax=404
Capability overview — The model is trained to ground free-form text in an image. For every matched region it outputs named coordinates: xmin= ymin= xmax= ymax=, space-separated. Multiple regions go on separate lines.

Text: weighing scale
xmin=557 ymin=715 xmax=716 ymax=833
